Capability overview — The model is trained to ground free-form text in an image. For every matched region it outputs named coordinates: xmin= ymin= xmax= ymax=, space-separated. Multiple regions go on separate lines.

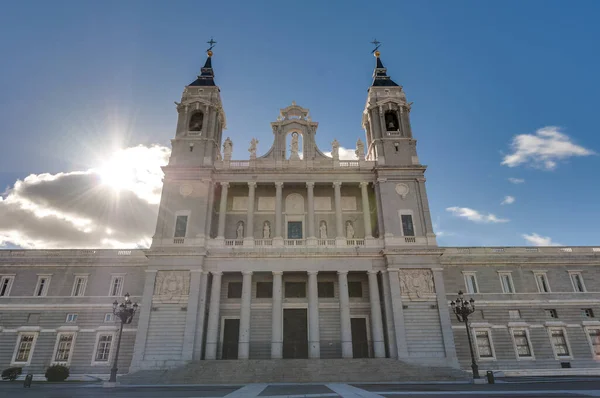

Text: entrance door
xmin=351 ymin=318 xmax=369 ymax=358
xmin=222 ymin=318 xmax=240 ymax=359
xmin=283 ymin=309 xmax=308 ymax=358
xmin=287 ymin=221 xmax=303 ymax=239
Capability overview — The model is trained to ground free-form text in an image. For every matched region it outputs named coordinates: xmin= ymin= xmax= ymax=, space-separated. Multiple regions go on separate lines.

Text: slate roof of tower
xmin=372 ymin=55 xmax=399 ymax=87
xmin=189 ymin=56 xmax=216 ymax=86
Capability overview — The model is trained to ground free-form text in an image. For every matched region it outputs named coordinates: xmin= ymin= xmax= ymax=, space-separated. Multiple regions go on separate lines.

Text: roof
xmin=189 ymin=56 xmax=216 ymax=87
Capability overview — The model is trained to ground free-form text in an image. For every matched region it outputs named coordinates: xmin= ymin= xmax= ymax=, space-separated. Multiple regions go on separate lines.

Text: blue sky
xmin=0 ymin=0 xmax=599 ymax=248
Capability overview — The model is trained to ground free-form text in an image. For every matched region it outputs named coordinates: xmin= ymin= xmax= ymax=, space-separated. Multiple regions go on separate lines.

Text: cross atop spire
xmin=371 ymin=38 xmax=381 ymax=54
xmin=207 ymin=37 xmax=217 ymax=53
xmin=369 ymin=39 xmax=398 ymax=87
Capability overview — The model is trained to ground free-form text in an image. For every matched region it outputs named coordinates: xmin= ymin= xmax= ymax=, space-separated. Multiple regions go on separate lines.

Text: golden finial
xmin=374 ymin=50 xmax=380 ymax=57
xmin=207 ymin=50 xmax=213 ymax=57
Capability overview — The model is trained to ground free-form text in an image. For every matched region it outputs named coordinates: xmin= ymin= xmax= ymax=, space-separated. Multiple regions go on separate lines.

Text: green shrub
xmin=44 ymin=365 xmax=69 ymax=382
xmin=1 ymin=367 xmax=22 ymax=381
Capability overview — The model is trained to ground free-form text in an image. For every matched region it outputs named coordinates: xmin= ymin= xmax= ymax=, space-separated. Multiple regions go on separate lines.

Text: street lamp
xmin=450 ymin=290 xmax=479 ymax=379
xmin=109 ymin=293 xmax=138 ymax=383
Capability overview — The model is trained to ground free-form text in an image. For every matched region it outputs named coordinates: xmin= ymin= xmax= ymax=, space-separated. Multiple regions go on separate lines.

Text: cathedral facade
xmin=0 ymin=49 xmax=599 ymax=381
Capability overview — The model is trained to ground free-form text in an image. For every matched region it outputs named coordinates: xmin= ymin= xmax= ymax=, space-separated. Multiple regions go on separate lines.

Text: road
xmin=1 ymin=379 xmax=600 ymax=398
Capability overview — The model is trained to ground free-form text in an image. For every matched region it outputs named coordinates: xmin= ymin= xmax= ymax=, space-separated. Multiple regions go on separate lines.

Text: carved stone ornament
xmin=179 ymin=184 xmax=193 ymax=197
xmin=398 ymin=269 xmax=435 ymax=299
xmin=154 ymin=271 xmax=190 ymax=298
xmin=395 ymin=183 xmax=409 ymax=199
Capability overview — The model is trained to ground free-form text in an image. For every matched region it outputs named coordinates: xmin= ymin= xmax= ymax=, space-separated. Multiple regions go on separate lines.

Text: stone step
xmin=120 ymin=359 xmax=470 ymax=384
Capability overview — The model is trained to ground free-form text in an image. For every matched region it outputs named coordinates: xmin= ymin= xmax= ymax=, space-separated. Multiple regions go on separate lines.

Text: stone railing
xmin=284 ymin=239 xmax=305 ymax=246
xmin=317 ymin=239 xmax=336 ymax=247
xmin=0 ymin=249 xmax=146 ymax=258
xmin=346 ymin=239 xmax=365 ymax=246
xmin=444 ymin=247 xmax=600 ymax=255
xmin=225 ymin=239 xmax=244 ymax=247
xmin=339 ymin=161 xmax=359 ymax=167
xmin=255 ymin=239 xmax=273 ymax=246
xmin=215 ymin=159 xmax=376 ymax=170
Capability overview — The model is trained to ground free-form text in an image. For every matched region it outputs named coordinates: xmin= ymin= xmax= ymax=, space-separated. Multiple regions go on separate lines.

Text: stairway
xmin=119 ymin=359 xmax=470 ymax=385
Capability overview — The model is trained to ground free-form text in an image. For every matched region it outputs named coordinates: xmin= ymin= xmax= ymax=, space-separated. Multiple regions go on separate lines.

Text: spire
xmin=371 ymin=49 xmax=399 ymax=87
xmin=189 ymin=38 xmax=217 ymax=87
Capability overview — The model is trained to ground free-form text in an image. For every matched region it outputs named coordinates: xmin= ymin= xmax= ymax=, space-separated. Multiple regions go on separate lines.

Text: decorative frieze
xmin=154 ymin=271 xmax=190 ymax=298
xmin=398 ymin=269 xmax=435 ymax=299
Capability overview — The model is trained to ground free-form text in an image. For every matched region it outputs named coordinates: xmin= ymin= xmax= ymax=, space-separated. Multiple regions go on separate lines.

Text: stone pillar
xmin=333 ymin=181 xmax=344 ymax=244
xmin=387 ymin=268 xmax=409 ymax=359
xmin=204 ymin=181 xmax=215 ymax=239
xmin=433 ymin=269 xmax=459 ymax=367
xmin=381 ymin=270 xmax=397 ymax=358
xmin=306 ymin=182 xmax=316 ymax=243
xmin=130 ymin=269 xmax=157 ymax=371
xmin=338 ymin=271 xmax=353 ymax=358
xmin=274 ymin=182 xmax=283 ymax=246
xmin=244 ymin=182 xmax=256 ymax=245
xmin=204 ymin=271 xmax=223 ymax=360
xmin=182 ymin=268 xmax=203 ymax=361
xmin=367 ymin=271 xmax=386 ymax=358
xmin=238 ymin=271 xmax=253 ymax=359
xmin=217 ymin=183 xmax=229 ymax=239
xmin=307 ymin=271 xmax=320 ymax=358
xmin=193 ymin=271 xmax=209 ymax=360
xmin=374 ymin=179 xmax=386 ymax=238
xmin=271 ymin=271 xmax=283 ymax=359
xmin=360 ymin=182 xmax=373 ymax=239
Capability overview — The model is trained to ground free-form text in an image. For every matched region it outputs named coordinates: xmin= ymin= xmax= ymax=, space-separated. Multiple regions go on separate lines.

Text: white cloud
xmin=323 ymin=147 xmax=358 ymax=160
xmin=501 ymin=196 xmax=515 ymax=205
xmin=522 ymin=233 xmax=561 ymax=246
xmin=508 ymin=178 xmax=525 ymax=184
xmin=502 ymin=126 xmax=594 ymax=170
xmin=0 ymin=145 xmax=170 ymax=249
xmin=446 ymin=207 xmax=509 ymax=223
xmin=432 ymin=221 xmax=455 ymax=238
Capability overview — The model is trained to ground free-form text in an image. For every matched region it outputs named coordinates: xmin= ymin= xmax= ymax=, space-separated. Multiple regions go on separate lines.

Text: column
xmin=387 ymin=268 xmax=409 ymax=358
xmin=433 ymin=269 xmax=459 ymax=367
xmin=244 ymin=182 xmax=256 ymax=245
xmin=238 ymin=271 xmax=253 ymax=359
xmin=204 ymin=271 xmax=222 ymax=360
xmin=381 ymin=270 xmax=397 ymax=358
xmin=129 ymin=269 xmax=157 ymax=371
xmin=274 ymin=182 xmax=283 ymax=245
xmin=307 ymin=271 xmax=320 ymax=358
xmin=306 ymin=182 xmax=316 ymax=242
xmin=204 ymin=181 xmax=215 ymax=238
xmin=182 ymin=268 xmax=203 ymax=361
xmin=360 ymin=182 xmax=373 ymax=239
xmin=271 ymin=271 xmax=283 ymax=358
xmin=333 ymin=181 xmax=344 ymax=244
xmin=338 ymin=271 xmax=353 ymax=358
xmin=193 ymin=271 xmax=209 ymax=360
xmin=217 ymin=182 xmax=229 ymax=240
xmin=367 ymin=271 xmax=385 ymax=358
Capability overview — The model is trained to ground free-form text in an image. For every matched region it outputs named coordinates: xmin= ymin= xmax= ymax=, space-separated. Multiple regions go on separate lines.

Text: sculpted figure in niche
xmin=290 ymin=132 xmax=300 ymax=159
xmin=236 ymin=221 xmax=244 ymax=240
xmin=355 ymin=138 xmax=365 ymax=160
xmin=345 ymin=221 xmax=355 ymax=239
xmin=189 ymin=112 xmax=204 ymax=132
xmin=263 ymin=221 xmax=271 ymax=239
xmin=331 ymin=139 xmax=340 ymax=160
xmin=319 ymin=221 xmax=327 ymax=239
xmin=223 ymin=137 xmax=233 ymax=161
xmin=249 ymin=138 xmax=258 ymax=159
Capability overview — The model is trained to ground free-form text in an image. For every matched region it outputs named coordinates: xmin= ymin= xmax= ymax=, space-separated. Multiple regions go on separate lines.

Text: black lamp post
xmin=109 ymin=293 xmax=138 ymax=383
xmin=450 ymin=290 xmax=479 ymax=379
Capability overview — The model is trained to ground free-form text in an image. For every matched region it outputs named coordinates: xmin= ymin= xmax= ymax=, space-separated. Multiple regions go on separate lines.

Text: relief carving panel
xmin=258 ymin=197 xmax=275 ymax=211
xmin=314 ymin=197 xmax=332 ymax=211
xmin=232 ymin=197 xmax=248 ymax=211
xmin=398 ymin=269 xmax=435 ymax=299
xmin=154 ymin=271 xmax=190 ymax=298
xmin=341 ymin=196 xmax=357 ymax=211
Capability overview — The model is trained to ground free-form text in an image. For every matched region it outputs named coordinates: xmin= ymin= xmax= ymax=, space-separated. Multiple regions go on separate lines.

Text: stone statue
xmin=236 ymin=221 xmax=244 ymax=240
xmin=331 ymin=139 xmax=339 ymax=161
xmin=345 ymin=221 xmax=355 ymax=239
xmin=223 ymin=137 xmax=233 ymax=161
xmin=249 ymin=138 xmax=258 ymax=160
xmin=355 ymin=138 xmax=365 ymax=161
xmin=290 ymin=132 xmax=300 ymax=160
xmin=263 ymin=221 xmax=271 ymax=239
xmin=319 ymin=221 xmax=327 ymax=239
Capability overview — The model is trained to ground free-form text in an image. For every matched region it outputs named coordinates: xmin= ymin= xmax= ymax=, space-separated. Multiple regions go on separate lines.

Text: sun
xmin=98 ymin=151 xmax=137 ymax=191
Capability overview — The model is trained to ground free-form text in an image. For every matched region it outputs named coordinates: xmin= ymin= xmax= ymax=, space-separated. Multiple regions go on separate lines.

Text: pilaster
xmin=338 ymin=270 xmax=353 ymax=358
xmin=182 ymin=268 xmax=203 ymax=361
xmin=238 ymin=270 xmax=253 ymax=359
xmin=271 ymin=271 xmax=283 ymax=358
xmin=307 ymin=270 xmax=320 ymax=358
xmin=204 ymin=271 xmax=223 ymax=360
xmin=367 ymin=270 xmax=386 ymax=358
xmin=387 ymin=268 xmax=409 ymax=359
xmin=216 ymin=182 xmax=229 ymax=240
xmin=129 ymin=269 xmax=158 ymax=371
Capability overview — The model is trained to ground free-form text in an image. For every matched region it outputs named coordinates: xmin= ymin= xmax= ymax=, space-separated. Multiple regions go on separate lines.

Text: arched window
xmin=189 ymin=112 xmax=204 ymax=132
xmin=385 ymin=111 xmax=399 ymax=131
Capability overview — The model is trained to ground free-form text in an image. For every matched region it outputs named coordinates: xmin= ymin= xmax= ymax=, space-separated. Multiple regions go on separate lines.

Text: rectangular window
xmin=109 ymin=275 xmax=124 ymax=297
xmin=65 ymin=313 xmax=78 ymax=323
xmin=104 ymin=313 xmax=115 ymax=323
xmin=348 ymin=281 xmax=363 ymax=298
xmin=545 ymin=309 xmax=558 ymax=318
xmin=475 ymin=330 xmax=494 ymax=359
xmin=464 ymin=273 xmax=479 ymax=294
xmin=0 ymin=276 xmax=14 ymax=297
xmin=534 ymin=273 xmax=550 ymax=293
xmin=587 ymin=328 xmax=600 ymax=357
xmin=583 ymin=308 xmax=595 ymax=318
xmin=256 ymin=282 xmax=273 ymax=298
xmin=285 ymin=282 xmax=306 ymax=298
xmin=401 ymin=214 xmax=415 ymax=236
xmin=570 ymin=272 xmax=586 ymax=292
xmin=227 ymin=282 xmax=242 ymax=299
xmin=53 ymin=333 xmax=74 ymax=363
xmin=72 ymin=276 xmax=88 ymax=297
xmin=14 ymin=334 xmax=36 ymax=363
xmin=509 ymin=310 xmax=521 ymax=319
xmin=94 ymin=334 xmax=113 ymax=362
xmin=318 ymin=282 xmax=335 ymax=298
xmin=34 ymin=275 xmax=51 ymax=297
xmin=550 ymin=329 xmax=570 ymax=357
xmin=174 ymin=215 xmax=188 ymax=238
xmin=512 ymin=330 xmax=533 ymax=358
xmin=499 ymin=272 xmax=515 ymax=293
